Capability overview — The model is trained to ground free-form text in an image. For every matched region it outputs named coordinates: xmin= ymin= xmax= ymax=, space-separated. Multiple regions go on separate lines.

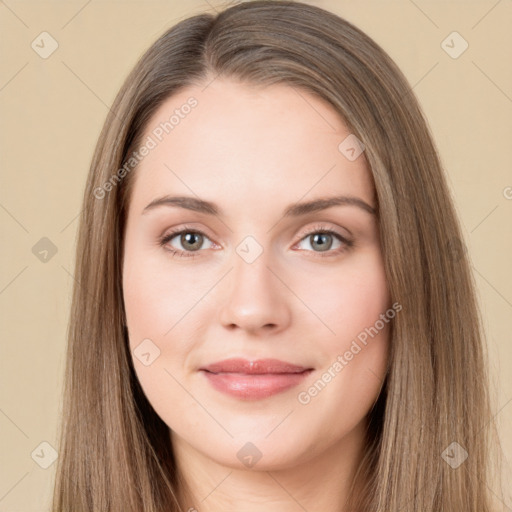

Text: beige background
xmin=0 ymin=0 xmax=511 ymax=510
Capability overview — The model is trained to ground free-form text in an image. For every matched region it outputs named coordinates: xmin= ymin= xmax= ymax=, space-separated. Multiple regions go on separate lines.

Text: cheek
xmin=122 ymin=243 xmax=202 ymax=345
xmin=299 ymin=250 xmax=391 ymax=348
xmin=122 ymin=244 xmax=216 ymax=407
xmin=123 ymin=273 xmax=175 ymax=336
xmin=296 ymin=250 xmax=391 ymax=401
xmin=122 ymin=249 xmax=203 ymax=420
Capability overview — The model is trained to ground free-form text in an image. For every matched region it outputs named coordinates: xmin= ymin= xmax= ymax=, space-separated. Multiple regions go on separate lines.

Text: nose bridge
xmin=231 ymin=236 xmax=278 ymax=303
xmin=234 ymin=241 xmax=272 ymax=289
xmin=218 ymin=234 xmax=290 ymax=332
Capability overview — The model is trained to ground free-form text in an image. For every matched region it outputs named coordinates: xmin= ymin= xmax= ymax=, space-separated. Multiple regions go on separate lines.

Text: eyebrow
xmin=142 ymin=194 xmax=376 ymax=217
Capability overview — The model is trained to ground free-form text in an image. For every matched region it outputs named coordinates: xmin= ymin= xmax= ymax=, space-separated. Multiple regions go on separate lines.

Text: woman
xmin=52 ymin=1 xmax=505 ymax=510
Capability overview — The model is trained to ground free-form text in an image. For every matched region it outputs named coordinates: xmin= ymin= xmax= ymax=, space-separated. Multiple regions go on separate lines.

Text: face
xmin=122 ymin=78 xmax=391 ymax=471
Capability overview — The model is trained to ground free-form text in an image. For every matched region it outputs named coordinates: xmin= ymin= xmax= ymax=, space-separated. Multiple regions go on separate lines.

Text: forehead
xmin=127 ymin=79 xmax=374 ymax=217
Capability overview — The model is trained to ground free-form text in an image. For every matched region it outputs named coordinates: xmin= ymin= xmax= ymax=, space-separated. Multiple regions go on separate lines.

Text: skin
xmin=122 ymin=77 xmax=391 ymax=512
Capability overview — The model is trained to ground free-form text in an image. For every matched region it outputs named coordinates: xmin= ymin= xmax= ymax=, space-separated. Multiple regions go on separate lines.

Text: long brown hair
xmin=51 ymin=1 xmax=505 ymax=510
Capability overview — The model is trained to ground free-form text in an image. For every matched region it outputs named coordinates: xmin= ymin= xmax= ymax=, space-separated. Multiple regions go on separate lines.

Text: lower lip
xmin=201 ymin=370 xmax=313 ymax=400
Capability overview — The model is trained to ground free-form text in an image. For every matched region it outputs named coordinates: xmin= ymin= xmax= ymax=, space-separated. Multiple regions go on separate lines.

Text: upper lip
xmin=200 ymin=358 xmax=312 ymax=374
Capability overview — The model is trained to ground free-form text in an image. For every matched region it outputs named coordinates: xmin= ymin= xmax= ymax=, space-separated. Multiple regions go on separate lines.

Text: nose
xmin=218 ymin=250 xmax=291 ymax=335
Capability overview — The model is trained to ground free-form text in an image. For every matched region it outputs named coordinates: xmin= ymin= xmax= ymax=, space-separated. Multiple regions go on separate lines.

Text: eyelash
xmin=158 ymin=223 xmax=354 ymax=260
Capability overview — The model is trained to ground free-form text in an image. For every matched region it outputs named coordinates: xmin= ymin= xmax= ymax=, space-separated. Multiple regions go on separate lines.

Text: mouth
xmin=200 ymin=357 xmax=312 ymax=375
xmin=199 ymin=358 xmax=314 ymax=400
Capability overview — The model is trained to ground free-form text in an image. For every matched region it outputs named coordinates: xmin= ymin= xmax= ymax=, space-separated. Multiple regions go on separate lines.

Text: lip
xmin=199 ymin=358 xmax=314 ymax=400
xmin=200 ymin=358 xmax=311 ymax=374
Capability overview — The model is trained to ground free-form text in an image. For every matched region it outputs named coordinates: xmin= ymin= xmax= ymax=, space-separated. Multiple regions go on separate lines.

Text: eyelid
xmin=160 ymin=223 xmax=218 ymax=248
xmin=160 ymin=223 xmax=216 ymax=243
xmin=295 ymin=222 xmax=351 ymax=243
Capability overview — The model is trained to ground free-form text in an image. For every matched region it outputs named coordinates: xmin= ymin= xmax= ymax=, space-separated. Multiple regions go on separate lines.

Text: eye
xmin=159 ymin=223 xmax=354 ymax=259
xmin=159 ymin=225 xmax=215 ymax=259
xmin=294 ymin=224 xmax=353 ymax=258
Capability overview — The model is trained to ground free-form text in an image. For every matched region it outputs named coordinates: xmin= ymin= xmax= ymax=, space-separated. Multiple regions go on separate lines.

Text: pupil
xmin=312 ymin=233 xmax=332 ymax=252
xmin=183 ymin=232 xmax=201 ymax=251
